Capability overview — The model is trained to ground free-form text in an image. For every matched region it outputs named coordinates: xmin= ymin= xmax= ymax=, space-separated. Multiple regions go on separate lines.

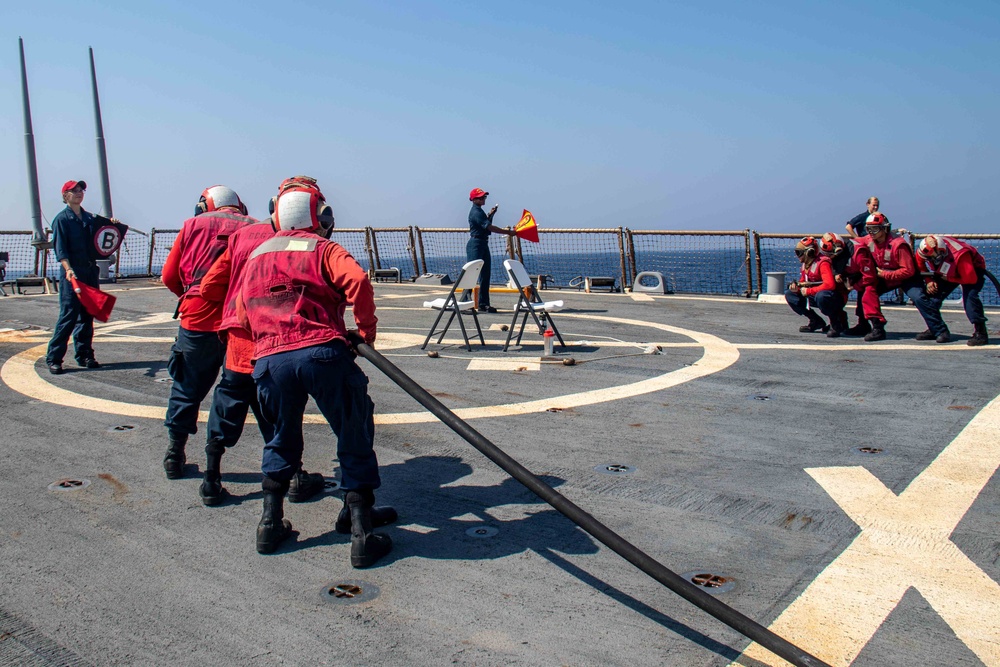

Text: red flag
xmin=70 ymin=277 xmax=117 ymax=323
xmin=515 ymin=209 xmax=539 ymax=243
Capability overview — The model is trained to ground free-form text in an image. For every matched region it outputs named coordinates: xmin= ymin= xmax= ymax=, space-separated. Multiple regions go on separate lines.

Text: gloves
xmin=346 ymin=329 xmax=367 ymax=354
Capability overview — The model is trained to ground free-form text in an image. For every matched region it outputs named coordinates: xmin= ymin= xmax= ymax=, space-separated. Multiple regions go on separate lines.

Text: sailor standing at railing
xmin=914 ymin=235 xmax=989 ymax=346
xmin=844 ymin=196 xmax=879 ymax=238
xmin=784 ymin=237 xmax=847 ymax=336
xmin=466 ymin=187 xmax=515 ymax=313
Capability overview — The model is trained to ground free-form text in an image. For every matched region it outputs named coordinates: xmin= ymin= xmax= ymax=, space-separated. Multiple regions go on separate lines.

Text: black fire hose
xmin=986 ymin=269 xmax=1000 ymax=298
xmin=355 ymin=343 xmax=830 ymax=667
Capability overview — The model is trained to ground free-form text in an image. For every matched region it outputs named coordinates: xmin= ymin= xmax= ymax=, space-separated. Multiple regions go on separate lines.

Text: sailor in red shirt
xmin=850 ymin=212 xmax=925 ymax=341
xmin=819 ymin=232 xmax=881 ymax=336
xmin=236 ymin=178 xmax=395 ymax=565
xmin=784 ymin=237 xmax=847 ymax=337
xmin=161 ymin=186 xmax=255 ymax=479
xmin=915 ymin=235 xmax=990 ymax=346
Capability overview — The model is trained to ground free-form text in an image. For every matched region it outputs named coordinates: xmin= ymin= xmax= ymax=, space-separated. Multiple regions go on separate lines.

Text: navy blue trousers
xmin=253 ymin=340 xmax=380 ymax=491
xmin=911 ymin=273 xmax=987 ymax=335
xmin=206 ymin=367 xmax=274 ymax=449
xmin=466 ymin=237 xmax=492 ymax=309
xmin=164 ymin=327 xmax=224 ymax=437
xmin=46 ymin=272 xmax=98 ymax=365
xmin=785 ymin=289 xmax=844 ymax=320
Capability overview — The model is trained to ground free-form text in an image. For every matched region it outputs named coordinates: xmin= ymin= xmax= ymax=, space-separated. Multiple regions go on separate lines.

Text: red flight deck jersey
xmin=915 ymin=236 xmax=986 ymax=286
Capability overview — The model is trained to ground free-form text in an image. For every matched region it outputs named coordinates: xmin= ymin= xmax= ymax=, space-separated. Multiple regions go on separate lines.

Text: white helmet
xmin=196 ymin=185 xmax=246 ymax=215
xmin=269 ymin=176 xmax=335 ymax=237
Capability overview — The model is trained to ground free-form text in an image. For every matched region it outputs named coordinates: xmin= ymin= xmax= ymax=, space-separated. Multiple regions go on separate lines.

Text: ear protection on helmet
xmin=794 ymin=236 xmax=818 ymax=260
xmin=866 ymin=212 xmax=890 ymax=230
xmin=195 ymin=185 xmax=247 ymax=216
xmin=819 ymin=232 xmax=845 ymax=256
xmin=917 ymin=235 xmax=944 ymax=263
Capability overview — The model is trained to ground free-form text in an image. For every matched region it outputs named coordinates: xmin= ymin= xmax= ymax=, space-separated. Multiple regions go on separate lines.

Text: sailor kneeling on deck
xmin=785 ymin=237 xmax=847 ymax=337
xmin=236 ymin=177 xmax=395 ymax=565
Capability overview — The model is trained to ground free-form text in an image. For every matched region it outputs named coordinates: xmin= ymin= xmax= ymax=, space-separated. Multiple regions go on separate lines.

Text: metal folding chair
xmin=421 ymin=259 xmax=486 ymax=352
xmin=502 ymin=259 xmax=566 ymax=352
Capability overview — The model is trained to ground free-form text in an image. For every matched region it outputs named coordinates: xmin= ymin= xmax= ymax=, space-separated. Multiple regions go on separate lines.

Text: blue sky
xmin=2 ymin=1 xmax=997 ymax=234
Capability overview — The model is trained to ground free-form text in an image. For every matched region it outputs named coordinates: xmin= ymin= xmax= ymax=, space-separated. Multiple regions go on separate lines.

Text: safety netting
xmin=515 ymin=228 xmax=627 ymax=291
xmin=369 ymin=228 xmax=420 ymax=280
xmin=628 ymin=230 xmax=751 ymax=296
xmin=416 ymin=228 xmax=513 ymax=286
xmin=116 ymin=228 xmax=150 ymax=278
xmin=0 ymin=231 xmax=45 ymax=280
xmin=328 ymin=229 xmax=372 ymax=273
xmin=148 ymin=229 xmax=180 ymax=277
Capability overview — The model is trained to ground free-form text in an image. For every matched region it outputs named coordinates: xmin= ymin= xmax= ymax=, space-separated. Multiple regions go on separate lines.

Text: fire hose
xmin=355 ymin=342 xmax=830 ymax=667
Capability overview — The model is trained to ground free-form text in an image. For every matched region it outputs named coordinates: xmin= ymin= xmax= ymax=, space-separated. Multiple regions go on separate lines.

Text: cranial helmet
xmin=819 ymin=232 xmax=846 ymax=257
xmin=917 ymin=235 xmax=946 ymax=264
xmin=866 ymin=212 xmax=890 ymax=231
xmin=269 ymin=176 xmax=335 ymax=237
xmin=794 ymin=236 xmax=818 ymax=261
xmin=196 ymin=185 xmax=247 ymax=216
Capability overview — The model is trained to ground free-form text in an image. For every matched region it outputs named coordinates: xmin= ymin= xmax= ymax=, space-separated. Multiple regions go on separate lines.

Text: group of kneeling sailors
xmin=786 ymin=212 xmax=990 ymax=346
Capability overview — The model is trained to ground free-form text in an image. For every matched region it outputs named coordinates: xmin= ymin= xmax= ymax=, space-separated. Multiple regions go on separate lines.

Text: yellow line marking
xmin=737 ymin=343 xmax=990 ymax=351
xmin=0 ymin=313 xmax=738 ymax=425
xmin=731 ymin=395 xmax=1000 ymax=666
xmin=467 ymin=359 xmax=541 ymax=371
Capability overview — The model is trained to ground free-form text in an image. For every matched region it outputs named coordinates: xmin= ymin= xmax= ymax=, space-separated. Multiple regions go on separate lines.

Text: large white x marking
xmin=733 ymin=395 xmax=1000 ymax=666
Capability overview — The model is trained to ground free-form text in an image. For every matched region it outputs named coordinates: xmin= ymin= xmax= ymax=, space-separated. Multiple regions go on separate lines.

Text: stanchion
xmin=355 ymin=342 xmax=831 ymax=667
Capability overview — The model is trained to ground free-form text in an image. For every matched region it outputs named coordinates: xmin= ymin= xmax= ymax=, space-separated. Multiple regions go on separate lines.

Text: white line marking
xmin=731 ymin=395 xmax=1000 ymax=666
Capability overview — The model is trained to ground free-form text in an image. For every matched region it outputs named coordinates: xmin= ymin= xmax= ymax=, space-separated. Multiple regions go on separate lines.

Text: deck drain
xmin=319 ymin=580 xmax=379 ymax=605
xmin=595 ymin=464 xmax=635 ymax=475
xmin=323 ymin=479 xmax=341 ymax=492
xmin=155 ymin=377 xmax=173 ymax=384
xmin=465 ymin=525 xmax=499 ymax=538
xmin=546 ymin=407 xmax=563 ymax=413
xmin=108 ymin=424 xmax=136 ymax=432
xmin=855 ymin=446 xmax=884 ymax=455
xmin=748 ymin=395 xmax=771 ymax=401
xmin=48 ymin=478 xmax=91 ymax=491
xmin=681 ymin=571 xmax=735 ymax=594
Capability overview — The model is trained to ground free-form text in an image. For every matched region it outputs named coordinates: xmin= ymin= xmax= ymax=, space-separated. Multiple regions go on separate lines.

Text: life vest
xmin=218 ymin=223 xmax=276 ymax=332
xmin=240 ymin=230 xmax=348 ymax=359
xmin=916 ymin=236 xmax=985 ymax=285
xmin=177 ymin=210 xmax=255 ymax=298
xmin=799 ymin=255 xmax=831 ymax=284
xmin=863 ymin=234 xmax=913 ymax=271
xmin=840 ymin=241 xmax=877 ymax=286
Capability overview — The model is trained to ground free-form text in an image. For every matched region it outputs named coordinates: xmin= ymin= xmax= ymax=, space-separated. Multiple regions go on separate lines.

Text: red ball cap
xmin=61 ymin=180 xmax=87 ymax=194
xmin=469 ymin=187 xmax=489 ymax=201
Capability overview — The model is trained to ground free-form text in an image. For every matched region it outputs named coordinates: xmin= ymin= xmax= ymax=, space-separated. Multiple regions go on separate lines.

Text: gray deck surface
xmin=0 ymin=280 xmax=997 ymax=666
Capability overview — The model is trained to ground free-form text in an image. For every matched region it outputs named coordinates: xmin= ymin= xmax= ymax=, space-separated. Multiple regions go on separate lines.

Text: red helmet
xmin=917 ymin=235 xmax=946 ymax=264
xmin=819 ymin=232 xmax=845 ymax=256
xmin=794 ymin=236 xmax=819 ymax=260
xmin=866 ymin=212 xmax=890 ymax=230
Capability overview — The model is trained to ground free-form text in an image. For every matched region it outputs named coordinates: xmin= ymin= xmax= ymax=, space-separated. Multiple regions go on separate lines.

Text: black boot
xmin=287 ymin=469 xmax=326 ymax=503
xmin=199 ymin=441 xmax=228 ymax=506
xmin=163 ymin=432 xmax=187 ymax=480
xmin=335 ymin=495 xmax=399 ymax=534
xmin=935 ymin=327 xmax=951 ymax=344
xmin=846 ymin=319 xmax=872 ymax=337
xmin=827 ymin=311 xmax=847 ymax=338
xmin=915 ymin=328 xmax=936 ymax=341
xmin=347 ymin=489 xmax=393 ymax=568
xmin=968 ymin=323 xmax=989 ymax=347
xmin=256 ymin=478 xmax=292 ymax=554
xmin=864 ymin=319 xmax=886 ymax=342
xmin=798 ymin=311 xmax=829 ymax=333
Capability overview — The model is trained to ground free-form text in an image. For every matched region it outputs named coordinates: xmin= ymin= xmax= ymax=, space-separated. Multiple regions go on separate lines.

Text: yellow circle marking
xmin=0 ymin=313 xmax=739 ymax=424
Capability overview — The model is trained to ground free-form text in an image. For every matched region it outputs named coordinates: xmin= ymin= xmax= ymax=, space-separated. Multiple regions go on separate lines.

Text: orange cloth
xmin=161 ymin=230 xmax=223 ymax=332
xmin=515 ymin=209 xmax=540 ymax=243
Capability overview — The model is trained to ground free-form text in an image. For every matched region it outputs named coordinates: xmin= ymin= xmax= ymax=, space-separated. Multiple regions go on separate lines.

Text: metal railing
xmin=4 ymin=226 xmax=999 ymax=304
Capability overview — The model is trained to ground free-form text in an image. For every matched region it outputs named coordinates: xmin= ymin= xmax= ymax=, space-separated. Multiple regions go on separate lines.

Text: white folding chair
xmin=502 ymin=259 xmax=566 ymax=352
xmin=421 ymin=260 xmax=486 ymax=352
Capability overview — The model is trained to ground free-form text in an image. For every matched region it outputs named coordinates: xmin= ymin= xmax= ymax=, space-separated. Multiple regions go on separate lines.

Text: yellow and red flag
xmin=514 ymin=209 xmax=539 ymax=243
